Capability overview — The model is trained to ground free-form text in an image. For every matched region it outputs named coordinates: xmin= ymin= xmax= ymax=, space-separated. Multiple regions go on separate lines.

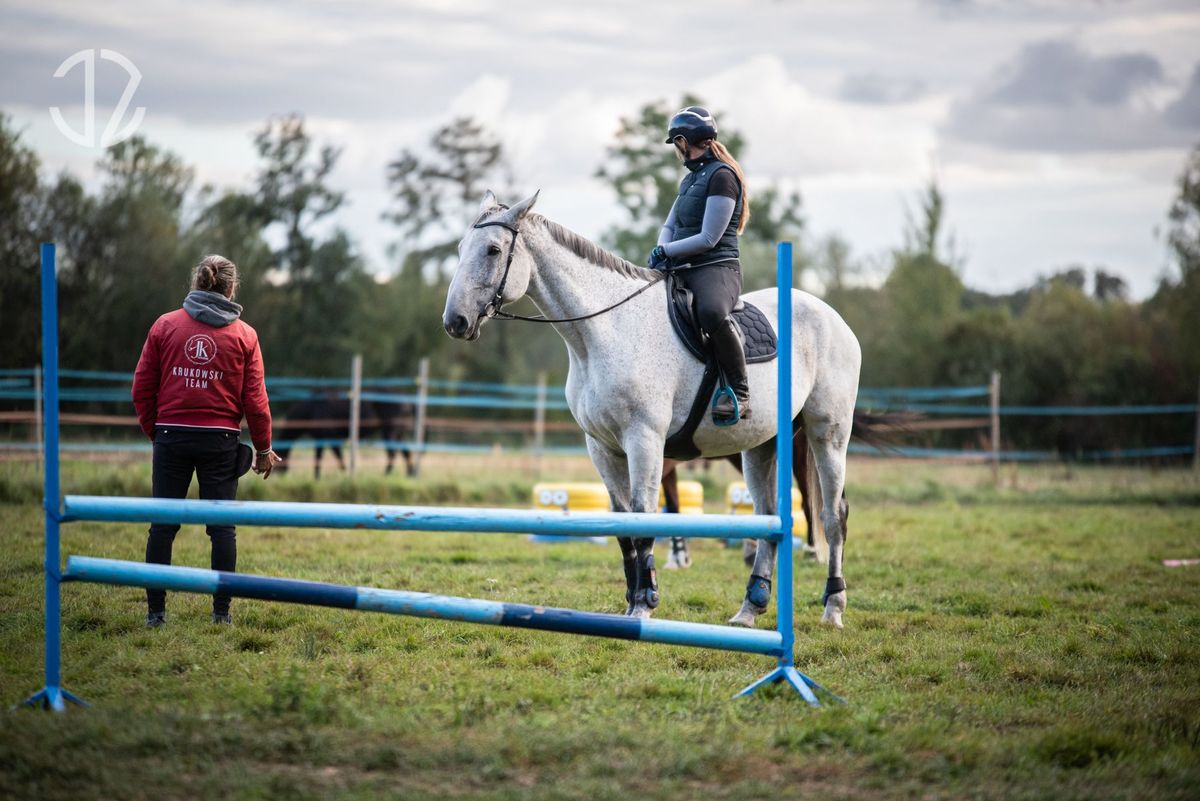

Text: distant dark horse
xmin=274 ymin=392 xmax=415 ymax=478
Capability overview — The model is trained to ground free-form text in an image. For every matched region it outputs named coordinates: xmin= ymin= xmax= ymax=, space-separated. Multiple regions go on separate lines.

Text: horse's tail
xmin=850 ymin=410 xmax=919 ymax=453
xmin=803 ymin=441 xmax=829 ymax=564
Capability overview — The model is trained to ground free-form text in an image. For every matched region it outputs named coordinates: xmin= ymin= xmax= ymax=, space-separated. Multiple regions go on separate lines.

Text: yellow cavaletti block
xmin=726 ymin=481 xmax=806 ymax=536
xmin=657 ymin=480 xmax=704 ymax=514
xmin=531 ymin=481 xmax=705 ymax=514
xmin=532 ymin=483 xmax=610 ymax=511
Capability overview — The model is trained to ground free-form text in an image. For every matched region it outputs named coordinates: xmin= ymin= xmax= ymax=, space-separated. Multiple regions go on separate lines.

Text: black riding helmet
xmin=665 ymin=106 xmax=718 ymax=146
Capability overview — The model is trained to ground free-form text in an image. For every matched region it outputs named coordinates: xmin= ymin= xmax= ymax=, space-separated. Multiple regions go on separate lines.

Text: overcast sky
xmin=3 ymin=0 xmax=1198 ymax=297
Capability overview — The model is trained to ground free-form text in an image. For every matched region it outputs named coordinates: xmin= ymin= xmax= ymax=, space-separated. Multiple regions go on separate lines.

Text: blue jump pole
xmin=22 ymin=243 xmax=86 ymax=711
xmin=60 ymin=496 xmax=782 ymax=541
xmin=63 ymin=556 xmax=785 ymax=656
xmin=736 ymin=242 xmax=839 ymax=704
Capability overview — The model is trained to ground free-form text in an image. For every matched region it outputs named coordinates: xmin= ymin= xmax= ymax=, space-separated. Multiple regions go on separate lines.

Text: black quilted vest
xmin=672 ymin=151 xmax=742 ymax=265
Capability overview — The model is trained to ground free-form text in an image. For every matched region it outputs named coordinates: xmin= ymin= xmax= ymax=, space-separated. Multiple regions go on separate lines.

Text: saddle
xmin=663 ymin=272 xmax=778 ymax=460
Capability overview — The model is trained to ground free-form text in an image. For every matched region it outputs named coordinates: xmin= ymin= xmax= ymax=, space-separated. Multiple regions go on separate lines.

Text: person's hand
xmin=254 ymin=449 xmax=283 ymax=479
xmin=647 ymin=245 xmax=669 ymax=269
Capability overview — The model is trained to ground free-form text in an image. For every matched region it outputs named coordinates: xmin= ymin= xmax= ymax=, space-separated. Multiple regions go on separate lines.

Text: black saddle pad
xmin=666 ymin=273 xmax=777 ymax=364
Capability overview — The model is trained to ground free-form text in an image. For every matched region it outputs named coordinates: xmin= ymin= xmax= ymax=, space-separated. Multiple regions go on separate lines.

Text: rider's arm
xmin=657 ymin=199 xmax=679 ymax=247
xmin=661 ymin=195 xmax=736 ymax=259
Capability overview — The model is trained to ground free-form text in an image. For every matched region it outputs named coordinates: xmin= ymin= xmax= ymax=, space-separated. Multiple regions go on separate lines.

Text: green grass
xmin=1 ymin=459 xmax=1198 ymax=800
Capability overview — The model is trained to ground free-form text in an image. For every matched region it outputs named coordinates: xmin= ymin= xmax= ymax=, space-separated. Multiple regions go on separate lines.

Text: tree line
xmin=1 ymin=97 xmax=1197 ymax=454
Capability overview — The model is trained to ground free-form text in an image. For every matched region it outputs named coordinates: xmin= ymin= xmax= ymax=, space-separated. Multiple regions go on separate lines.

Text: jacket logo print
xmin=184 ymin=333 xmax=218 ymax=365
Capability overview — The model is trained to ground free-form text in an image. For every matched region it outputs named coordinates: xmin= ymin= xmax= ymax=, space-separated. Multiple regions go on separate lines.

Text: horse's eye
xmin=487 ymin=245 xmax=502 ymax=256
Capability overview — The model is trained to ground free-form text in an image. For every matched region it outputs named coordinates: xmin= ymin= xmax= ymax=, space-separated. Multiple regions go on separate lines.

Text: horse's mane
xmin=478 ymin=205 xmax=658 ymax=281
xmin=534 ymin=215 xmax=659 ymax=280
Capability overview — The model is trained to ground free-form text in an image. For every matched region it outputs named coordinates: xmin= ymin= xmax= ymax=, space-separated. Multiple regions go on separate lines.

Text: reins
xmin=473 ymin=216 xmax=736 ymax=326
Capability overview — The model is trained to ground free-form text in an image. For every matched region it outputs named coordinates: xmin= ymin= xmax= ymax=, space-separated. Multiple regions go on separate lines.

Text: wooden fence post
xmin=348 ymin=353 xmax=362 ymax=477
xmin=534 ymin=371 xmax=547 ymax=477
xmin=1193 ymin=375 xmax=1199 ymax=473
xmin=990 ymin=370 xmax=1001 ymax=485
xmin=34 ymin=365 xmax=43 ymax=468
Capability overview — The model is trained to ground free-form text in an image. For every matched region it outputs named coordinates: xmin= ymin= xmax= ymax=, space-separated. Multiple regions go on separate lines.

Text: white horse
xmin=443 ymin=192 xmax=861 ymax=629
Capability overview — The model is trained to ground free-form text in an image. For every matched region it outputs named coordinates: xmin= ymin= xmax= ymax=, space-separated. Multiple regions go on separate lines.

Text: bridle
xmin=471 ymin=216 xmax=668 ymax=325
xmin=472 ymin=217 xmax=524 ymax=320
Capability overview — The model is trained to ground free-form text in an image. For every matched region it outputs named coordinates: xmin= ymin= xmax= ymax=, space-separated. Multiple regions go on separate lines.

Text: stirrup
xmin=712 ymin=385 xmax=740 ymax=427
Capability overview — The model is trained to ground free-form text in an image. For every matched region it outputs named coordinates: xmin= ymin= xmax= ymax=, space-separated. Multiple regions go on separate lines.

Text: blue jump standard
xmin=61 ymin=496 xmax=782 ymax=541
xmin=63 ymin=556 xmax=784 ymax=656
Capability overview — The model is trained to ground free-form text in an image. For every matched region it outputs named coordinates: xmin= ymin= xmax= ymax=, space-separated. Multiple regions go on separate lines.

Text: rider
xmin=648 ymin=106 xmax=751 ymax=423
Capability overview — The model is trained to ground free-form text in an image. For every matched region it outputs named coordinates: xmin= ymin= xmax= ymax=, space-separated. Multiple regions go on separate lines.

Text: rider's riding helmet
xmin=665 ymin=106 xmax=718 ymax=146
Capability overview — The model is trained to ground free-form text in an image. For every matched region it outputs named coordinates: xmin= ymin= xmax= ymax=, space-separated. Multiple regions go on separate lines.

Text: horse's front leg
xmin=623 ymin=429 xmax=666 ymax=619
xmin=730 ymin=440 xmax=778 ymax=628
xmin=584 ymin=437 xmax=637 ymax=614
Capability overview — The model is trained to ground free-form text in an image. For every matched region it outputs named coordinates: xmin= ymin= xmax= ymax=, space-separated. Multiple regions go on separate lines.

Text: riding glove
xmin=647 ymin=245 xmax=669 ymax=269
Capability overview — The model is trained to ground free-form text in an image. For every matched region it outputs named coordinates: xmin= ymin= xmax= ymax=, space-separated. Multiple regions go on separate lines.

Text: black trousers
xmin=677 ymin=263 xmax=742 ymax=334
xmin=146 ymin=426 xmax=239 ymax=615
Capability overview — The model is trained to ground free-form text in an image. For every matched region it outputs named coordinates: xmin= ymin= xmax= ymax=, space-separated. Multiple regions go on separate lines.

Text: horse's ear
xmin=478 ymin=190 xmax=499 ymax=214
xmin=506 ymin=190 xmax=540 ymax=221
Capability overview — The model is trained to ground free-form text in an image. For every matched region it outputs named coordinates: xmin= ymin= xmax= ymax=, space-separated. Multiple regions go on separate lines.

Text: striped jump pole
xmin=63 ymin=556 xmax=784 ymax=656
xmin=60 ymin=496 xmax=783 ymax=541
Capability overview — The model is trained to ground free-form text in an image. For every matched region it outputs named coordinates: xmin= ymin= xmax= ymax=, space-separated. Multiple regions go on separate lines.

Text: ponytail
xmin=709 ymin=140 xmax=750 ymax=234
xmin=191 ymin=254 xmax=239 ymax=298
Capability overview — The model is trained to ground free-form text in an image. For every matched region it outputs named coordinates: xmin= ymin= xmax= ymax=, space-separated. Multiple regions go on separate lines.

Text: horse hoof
xmin=728 ymin=602 xmax=758 ymax=628
xmin=821 ymin=591 xmax=846 ymax=629
xmin=628 ymin=605 xmax=654 ymax=620
xmin=664 ymin=552 xmax=691 ymax=570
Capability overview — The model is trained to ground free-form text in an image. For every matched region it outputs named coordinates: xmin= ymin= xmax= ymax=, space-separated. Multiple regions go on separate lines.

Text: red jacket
xmin=132 ymin=309 xmax=272 ymax=451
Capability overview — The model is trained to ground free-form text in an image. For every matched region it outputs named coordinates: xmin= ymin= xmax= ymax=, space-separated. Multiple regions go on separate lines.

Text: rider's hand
xmin=647 ymin=245 xmax=669 ymax=269
xmin=254 ymin=449 xmax=283 ymax=479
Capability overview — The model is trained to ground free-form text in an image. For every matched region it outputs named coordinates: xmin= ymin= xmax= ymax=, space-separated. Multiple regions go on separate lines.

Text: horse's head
xmin=443 ymin=190 xmax=540 ymax=340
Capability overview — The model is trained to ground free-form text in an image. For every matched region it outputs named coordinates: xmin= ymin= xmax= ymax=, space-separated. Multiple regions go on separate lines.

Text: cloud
xmin=946 ymin=40 xmax=1196 ymax=152
xmin=838 ymin=73 xmax=927 ymax=105
xmin=693 ymin=56 xmax=941 ymax=181
xmin=1164 ymin=64 xmax=1200 ymax=128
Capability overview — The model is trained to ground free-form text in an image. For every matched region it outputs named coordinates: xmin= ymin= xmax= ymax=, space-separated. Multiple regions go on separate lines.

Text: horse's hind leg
xmin=660 ymin=461 xmax=691 ymax=569
xmin=804 ymin=411 xmax=852 ymax=629
xmin=729 ymin=439 xmax=778 ymax=628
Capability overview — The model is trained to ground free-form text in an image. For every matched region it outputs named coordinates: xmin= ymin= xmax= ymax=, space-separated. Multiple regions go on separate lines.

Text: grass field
xmin=1 ymin=456 xmax=1198 ymax=800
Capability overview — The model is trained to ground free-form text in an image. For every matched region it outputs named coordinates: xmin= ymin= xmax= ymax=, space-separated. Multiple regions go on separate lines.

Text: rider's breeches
xmin=678 ymin=263 xmax=742 ymax=334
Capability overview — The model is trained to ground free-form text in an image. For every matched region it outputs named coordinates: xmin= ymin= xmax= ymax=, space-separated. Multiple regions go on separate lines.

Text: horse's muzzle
xmin=443 ymin=313 xmax=473 ymax=339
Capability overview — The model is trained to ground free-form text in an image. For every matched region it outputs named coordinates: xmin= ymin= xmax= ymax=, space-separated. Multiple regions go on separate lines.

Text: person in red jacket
xmin=132 ymin=254 xmax=281 ymax=627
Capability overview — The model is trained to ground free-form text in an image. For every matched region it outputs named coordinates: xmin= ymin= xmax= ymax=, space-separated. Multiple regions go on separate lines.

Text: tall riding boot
xmin=710 ymin=315 xmax=751 ymax=422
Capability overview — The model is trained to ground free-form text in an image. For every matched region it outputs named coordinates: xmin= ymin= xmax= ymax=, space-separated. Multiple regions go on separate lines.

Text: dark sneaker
xmin=211 ymin=613 xmax=232 ymax=625
xmin=146 ymin=612 xmax=166 ymax=628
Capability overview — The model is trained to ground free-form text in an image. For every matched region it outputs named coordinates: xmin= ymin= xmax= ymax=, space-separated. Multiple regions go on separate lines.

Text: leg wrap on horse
xmin=635 ymin=552 xmax=660 ymax=609
xmin=622 ymin=554 xmax=638 ymax=608
xmin=822 ymin=576 xmax=847 ymax=606
xmin=745 ymin=574 xmax=772 ymax=611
